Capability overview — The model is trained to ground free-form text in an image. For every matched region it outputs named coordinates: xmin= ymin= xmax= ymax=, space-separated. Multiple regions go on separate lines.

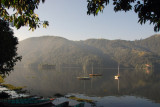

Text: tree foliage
xmin=0 ymin=19 xmax=21 ymax=76
xmin=1 ymin=0 xmax=159 ymax=32
xmin=0 ymin=0 xmax=48 ymax=31
xmin=87 ymin=0 xmax=160 ymax=32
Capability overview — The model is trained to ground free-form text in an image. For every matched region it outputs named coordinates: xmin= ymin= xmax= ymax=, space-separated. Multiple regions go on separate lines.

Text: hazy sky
xmin=12 ymin=0 xmax=158 ymax=41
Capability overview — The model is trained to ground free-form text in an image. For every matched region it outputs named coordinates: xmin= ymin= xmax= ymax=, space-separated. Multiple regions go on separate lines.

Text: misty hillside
xmin=17 ymin=35 xmax=160 ymax=68
xmin=18 ymin=36 xmax=115 ymax=68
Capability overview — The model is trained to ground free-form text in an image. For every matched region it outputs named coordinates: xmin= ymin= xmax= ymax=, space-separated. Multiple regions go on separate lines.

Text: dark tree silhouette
xmin=0 ymin=19 xmax=21 ymax=76
xmin=0 ymin=0 xmax=48 ymax=31
xmin=87 ymin=0 xmax=160 ymax=32
xmin=1 ymin=0 xmax=160 ymax=31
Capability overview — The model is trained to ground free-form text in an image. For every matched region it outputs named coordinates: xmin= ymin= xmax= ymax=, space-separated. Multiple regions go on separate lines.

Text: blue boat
xmin=0 ymin=97 xmax=54 ymax=107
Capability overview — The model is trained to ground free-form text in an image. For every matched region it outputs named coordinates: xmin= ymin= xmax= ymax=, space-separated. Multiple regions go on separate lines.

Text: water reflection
xmin=4 ymin=67 xmax=160 ymax=106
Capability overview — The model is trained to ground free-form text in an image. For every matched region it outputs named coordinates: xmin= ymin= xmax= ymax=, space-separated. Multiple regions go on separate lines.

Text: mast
xmin=92 ymin=63 xmax=93 ymax=74
xmin=118 ymin=64 xmax=119 ymax=75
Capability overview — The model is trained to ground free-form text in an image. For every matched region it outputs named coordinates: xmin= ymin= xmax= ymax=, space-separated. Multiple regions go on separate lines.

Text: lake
xmin=4 ymin=66 xmax=160 ymax=107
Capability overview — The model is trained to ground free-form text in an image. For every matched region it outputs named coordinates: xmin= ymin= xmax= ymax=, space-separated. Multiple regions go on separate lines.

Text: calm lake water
xmin=4 ymin=66 xmax=160 ymax=107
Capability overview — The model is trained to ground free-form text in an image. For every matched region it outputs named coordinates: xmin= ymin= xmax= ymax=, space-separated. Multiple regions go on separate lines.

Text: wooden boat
xmin=0 ymin=97 xmax=55 ymax=107
xmin=77 ymin=69 xmax=90 ymax=80
xmin=89 ymin=74 xmax=102 ymax=76
xmin=89 ymin=64 xmax=102 ymax=77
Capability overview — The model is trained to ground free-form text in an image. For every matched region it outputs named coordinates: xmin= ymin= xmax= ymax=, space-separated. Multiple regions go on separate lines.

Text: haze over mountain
xmin=17 ymin=34 xmax=160 ymax=69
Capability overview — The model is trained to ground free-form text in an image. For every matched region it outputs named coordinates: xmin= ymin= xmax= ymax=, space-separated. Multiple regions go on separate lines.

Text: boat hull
xmin=77 ymin=77 xmax=90 ymax=80
xmin=89 ymin=74 xmax=102 ymax=76
xmin=1 ymin=101 xmax=53 ymax=107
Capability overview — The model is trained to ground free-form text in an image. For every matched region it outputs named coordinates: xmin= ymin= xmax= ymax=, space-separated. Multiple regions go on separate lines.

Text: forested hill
xmin=134 ymin=35 xmax=160 ymax=55
xmin=17 ymin=34 xmax=160 ymax=68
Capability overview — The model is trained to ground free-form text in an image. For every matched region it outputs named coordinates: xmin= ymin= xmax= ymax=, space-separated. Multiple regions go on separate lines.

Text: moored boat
xmin=89 ymin=64 xmax=102 ymax=77
xmin=89 ymin=74 xmax=102 ymax=76
xmin=0 ymin=97 xmax=55 ymax=107
xmin=77 ymin=68 xmax=90 ymax=80
xmin=114 ymin=75 xmax=119 ymax=80
xmin=77 ymin=77 xmax=90 ymax=80
xmin=114 ymin=64 xmax=120 ymax=80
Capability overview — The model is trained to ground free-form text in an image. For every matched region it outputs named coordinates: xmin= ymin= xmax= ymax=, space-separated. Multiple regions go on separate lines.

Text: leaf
xmin=96 ymin=8 xmax=100 ymax=14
